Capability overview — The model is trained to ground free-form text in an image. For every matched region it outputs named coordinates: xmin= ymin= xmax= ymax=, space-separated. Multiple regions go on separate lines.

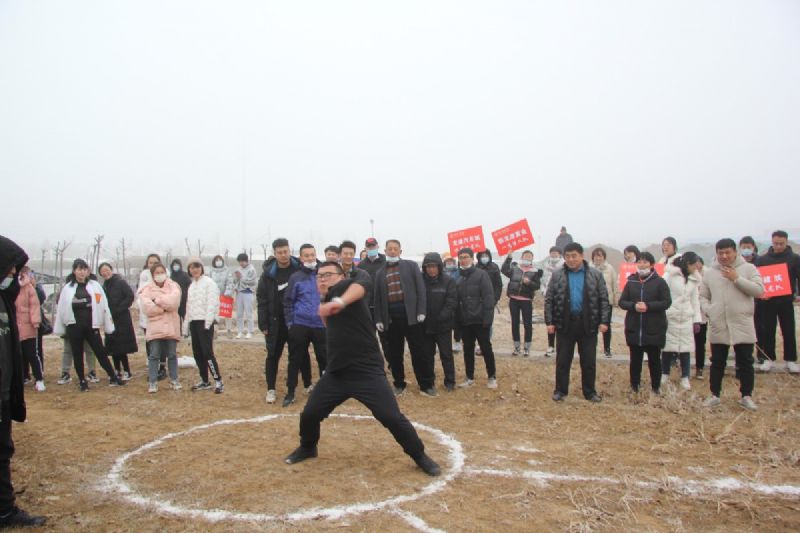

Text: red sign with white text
xmin=492 ymin=219 xmax=535 ymax=256
xmin=757 ymin=263 xmax=792 ymax=298
xmin=447 ymin=226 xmax=486 ymax=258
xmin=219 ymin=295 xmax=234 ymax=318
xmin=618 ymin=263 xmax=665 ymax=292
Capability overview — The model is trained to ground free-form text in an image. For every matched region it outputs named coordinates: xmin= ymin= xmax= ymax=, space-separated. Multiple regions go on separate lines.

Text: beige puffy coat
xmin=663 ymin=265 xmax=701 ymax=352
xmin=699 ymin=255 xmax=764 ymax=345
xmin=594 ymin=261 xmax=619 ymax=305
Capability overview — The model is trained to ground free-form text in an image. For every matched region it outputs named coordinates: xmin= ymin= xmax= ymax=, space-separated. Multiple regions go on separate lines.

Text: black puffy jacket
xmin=476 ymin=250 xmax=502 ymax=303
xmin=501 ymin=256 xmax=542 ymax=300
xmin=0 ymin=235 xmax=28 ymax=423
xmin=421 ymin=253 xmax=457 ymax=334
xmin=456 ymin=265 xmax=495 ymax=327
xmin=618 ymin=270 xmax=672 ymax=347
xmin=103 ymin=274 xmax=139 ymax=355
xmin=544 ymin=261 xmax=611 ymax=334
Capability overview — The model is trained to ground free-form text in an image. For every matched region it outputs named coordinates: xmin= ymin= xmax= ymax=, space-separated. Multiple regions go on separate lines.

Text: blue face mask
xmin=367 ymin=249 xmax=379 ymax=258
xmin=741 ymin=248 xmax=754 ymax=257
xmin=0 ymin=277 xmax=12 ymax=290
xmin=519 ymin=259 xmax=532 ymax=267
xmin=480 ymin=257 xmax=490 ymax=265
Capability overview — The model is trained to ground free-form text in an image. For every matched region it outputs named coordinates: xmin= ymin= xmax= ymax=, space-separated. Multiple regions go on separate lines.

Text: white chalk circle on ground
xmin=102 ymin=414 xmax=466 ymax=524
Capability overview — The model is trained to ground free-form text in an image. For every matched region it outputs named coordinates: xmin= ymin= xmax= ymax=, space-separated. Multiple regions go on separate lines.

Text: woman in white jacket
xmin=661 ymin=252 xmax=702 ymax=391
xmin=183 ymin=258 xmax=224 ymax=393
xmin=54 ymin=259 xmax=126 ymax=391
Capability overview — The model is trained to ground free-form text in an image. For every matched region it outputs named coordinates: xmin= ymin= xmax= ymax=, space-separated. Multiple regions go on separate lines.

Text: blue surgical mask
xmin=444 ymin=265 xmax=457 ymax=272
xmin=386 ymin=256 xmax=400 ymax=264
xmin=520 ymin=259 xmax=532 ymax=267
xmin=741 ymin=248 xmax=754 ymax=257
xmin=0 ymin=277 xmax=12 ymax=290
xmin=367 ymin=249 xmax=379 ymax=258
xmin=172 ymin=265 xmax=180 ymax=272
xmin=480 ymin=257 xmax=490 ymax=265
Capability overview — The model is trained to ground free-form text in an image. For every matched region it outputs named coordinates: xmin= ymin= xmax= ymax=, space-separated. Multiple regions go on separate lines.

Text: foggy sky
xmin=1 ymin=0 xmax=798 ymax=259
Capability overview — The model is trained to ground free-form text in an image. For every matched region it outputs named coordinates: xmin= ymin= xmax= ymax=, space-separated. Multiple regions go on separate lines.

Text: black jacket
xmin=544 ymin=261 xmax=611 ymax=334
xmin=169 ymin=259 xmax=191 ymax=319
xmin=501 ymin=256 xmax=542 ymax=300
xmin=256 ymin=256 xmax=300 ymax=332
xmin=476 ymin=250 xmax=502 ymax=303
xmin=374 ymin=259 xmax=426 ymax=326
xmin=0 ymin=235 xmax=28 ymax=423
xmin=421 ymin=253 xmax=457 ymax=334
xmin=618 ymin=270 xmax=672 ymax=347
xmin=103 ymin=274 xmax=139 ymax=355
xmin=456 ymin=265 xmax=495 ymax=327
xmin=357 ymin=253 xmax=387 ymax=308
xmin=756 ymin=245 xmax=800 ymax=302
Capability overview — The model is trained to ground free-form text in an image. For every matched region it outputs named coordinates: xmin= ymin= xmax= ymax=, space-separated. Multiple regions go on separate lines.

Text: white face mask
xmin=304 ymin=261 xmax=317 ymax=270
xmin=637 ymin=268 xmax=650 ymax=277
xmin=214 ymin=261 xmax=223 ymax=267
xmin=479 ymin=257 xmax=490 ymax=265
xmin=172 ymin=265 xmax=180 ymax=272
xmin=385 ymin=256 xmax=400 ymax=264
xmin=154 ymin=274 xmax=167 ymax=283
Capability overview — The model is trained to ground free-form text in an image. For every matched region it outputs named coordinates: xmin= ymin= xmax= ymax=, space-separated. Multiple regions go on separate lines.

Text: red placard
xmin=491 ymin=219 xmax=535 ymax=256
xmin=618 ymin=263 xmax=666 ymax=292
xmin=219 ymin=295 xmax=234 ymax=318
xmin=757 ymin=263 xmax=792 ymax=298
xmin=447 ymin=226 xmax=486 ymax=258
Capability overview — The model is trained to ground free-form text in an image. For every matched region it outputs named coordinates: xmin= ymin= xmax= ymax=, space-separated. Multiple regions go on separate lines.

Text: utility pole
xmin=370 ymin=219 xmax=375 ymax=237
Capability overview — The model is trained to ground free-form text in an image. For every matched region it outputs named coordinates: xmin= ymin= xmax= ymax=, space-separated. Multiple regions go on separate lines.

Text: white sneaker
xmin=304 ymin=384 xmax=314 ymax=394
xmin=739 ymin=396 xmax=758 ymax=411
xmin=452 ymin=342 xmax=462 ymax=353
xmin=170 ymin=380 xmax=183 ymax=390
xmin=148 ymin=382 xmax=158 ymax=393
xmin=787 ymin=362 xmax=800 ymax=374
xmin=661 ymin=375 xmax=670 ymax=389
xmin=266 ymin=390 xmax=277 ymax=404
xmin=34 ymin=380 xmax=46 ymax=392
xmin=680 ymin=377 xmax=691 ymax=391
xmin=245 ymin=332 xmax=252 ymax=339
xmin=758 ymin=359 xmax=772 ymax=372
xmin=545 ymin=347 xmax=555 ymax=357
xmin=458 ymin=379 xmax=474 ymax=388
xmin=703 ymin=395 xmax=721 ymax=407
xmin=235 ymin=333 xmax=243 ymax=339
xmin=487 ymin=378 xmax=498 ymax=390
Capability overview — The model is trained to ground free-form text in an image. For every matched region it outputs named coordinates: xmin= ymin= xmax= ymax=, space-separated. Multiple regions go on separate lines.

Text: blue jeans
xmin=148 ymin=339 xmax=178 ymax=383
xmin=661 ymin=351 xmax=690 ymax=379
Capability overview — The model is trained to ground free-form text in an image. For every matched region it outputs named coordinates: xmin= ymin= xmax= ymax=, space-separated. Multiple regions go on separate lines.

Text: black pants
xmin=554 ymin=316 xmax=597 ymax=398
xmin=385 ymin=315 xmax=430 ymax=390
xmin=547 ymin=332 xmax=556 ymax=349
xmin=266 ymin=319 xmax=309 ymax=390
xmin=189 ymin=321 xmax=222 ymax=383
xmin=602 ymin=329 xmax=612 ymax=353
xmin=508 ymin=299 xmax=533 ymax=343
xmin=710 ymin=343 xmax=754 ymax=397
xmin=756 ymin=299 xmax=797 ymax=362
xmin=21 ymin=338 xmax=43 ymax=382
xmin=694 ymin=323 xmax=708 ymax=369
xmin=422 ymin=331 xmax=455 ymax=388
xmin=112 ymin=353 xmax=130 ymax=374
xmin=287 ymin=325 xmax=326 ymax=393
xmin=629 ymin=345 xmax=662 ymax=392
xmin=298 ymin=370 xmax=425 ymax=460
xmin=453 ymin=327 xmax=462 ymax=343
xmin=0 ymin=403 xmax=15 ymax=515
xmin=66 ymin=324 xmax=116 ymax=382
xmin=462 ymin=323 xmax=496 ymax=380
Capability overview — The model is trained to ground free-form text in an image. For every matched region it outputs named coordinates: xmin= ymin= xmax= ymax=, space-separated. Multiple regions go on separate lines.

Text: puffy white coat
xmin=54 ymin=279 xmax=115 ymax=335
xmin=183 ymin=275 xmax=219 ymax=335
xmin=663 ymin=265 xmax=702 ymax=352
xmin=699 ymin=255 xmax=764 ymax=345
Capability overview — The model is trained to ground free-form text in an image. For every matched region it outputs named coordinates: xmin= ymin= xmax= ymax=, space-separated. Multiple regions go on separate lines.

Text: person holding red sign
xmin=501 ymin=251 xmax=542 ymax=356
xmin=138 ymin=262 xmax=182 ymax=392
xmin=755 ymin=230 xmax=800 ymax=373
xmin=700 ymin=239 xmax=764 ymax=411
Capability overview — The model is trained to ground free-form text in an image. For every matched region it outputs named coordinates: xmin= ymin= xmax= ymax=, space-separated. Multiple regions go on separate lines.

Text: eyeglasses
xmin=317 ymin=272 xmax=342 ymax=280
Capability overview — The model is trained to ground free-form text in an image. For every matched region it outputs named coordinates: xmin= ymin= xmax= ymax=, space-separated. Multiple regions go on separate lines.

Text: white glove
xmin=417 ymin=314 xmax=426 ymax=322
xmin=376 ymin=322 xmax=384 ymax=332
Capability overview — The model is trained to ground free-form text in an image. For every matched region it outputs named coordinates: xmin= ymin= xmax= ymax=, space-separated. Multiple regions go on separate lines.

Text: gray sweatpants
xmin=62 ymin=338 xmax=96 ymax=373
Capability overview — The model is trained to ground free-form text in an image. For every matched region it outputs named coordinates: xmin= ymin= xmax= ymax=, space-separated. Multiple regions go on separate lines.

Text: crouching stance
xmin=284 ymin=262 xmax=441 ymax=476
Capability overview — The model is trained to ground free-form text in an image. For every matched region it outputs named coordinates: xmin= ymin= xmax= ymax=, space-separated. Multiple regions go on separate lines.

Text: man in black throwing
xmin=284 ymin=262 xmax=441 ymax=476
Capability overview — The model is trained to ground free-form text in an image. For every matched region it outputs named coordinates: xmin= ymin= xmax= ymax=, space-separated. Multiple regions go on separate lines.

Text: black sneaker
xmin=444 ymin=384 xmax=455 ymax=392
xmin=414 ymin=453 xmax=441 ymax=476
xmin=604 ymin=349 xmax=612 ymax=358
xmin=0 ymin=506 xmax=46 ymax=528
xmin=284 ymin=446 xmax=318 ymax=464
xmin=157 ymin=366 xmax=167 ymax=381
xmin=586 ymin=393 xmax=602 ymax=403
xmin=420 ymin=387 xmax=438 ymax=398
xmin=191 ymin=381 xmax=212 ymax=391
xmin=79 ymin=380 xmax=89 ymax=392
xmin=282 ymin=392 xmax=295 ymax=408
xmin=552 ymin=391 xmax=566 ymax=402
xmin=87 ymin=371 xmax=100 ymax=384
xmin=109 ymin=376 xmax=126 ymax=387
xmin=57 ymin=372 xmax=72 ymax=385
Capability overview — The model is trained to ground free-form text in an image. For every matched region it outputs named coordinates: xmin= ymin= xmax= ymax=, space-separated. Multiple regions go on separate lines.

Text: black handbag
xmin=38 ymin=311 xmax=53 ymax=336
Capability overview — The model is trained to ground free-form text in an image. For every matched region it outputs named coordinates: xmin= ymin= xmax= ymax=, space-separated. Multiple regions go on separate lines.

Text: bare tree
xmin=184 ymin=237 xmax=192 ymax=257
xmin=40 ymin=249 xmax=46 ymax=274
xmin=260 ymin=244 xmax=269 ymax=261
xmin=90 ymin=235 xmax=104 ymax=273
xmin=197 ymin=239 xmax=205 ymax=258
xmin=119 ymin=238 xmax=129 ymax=279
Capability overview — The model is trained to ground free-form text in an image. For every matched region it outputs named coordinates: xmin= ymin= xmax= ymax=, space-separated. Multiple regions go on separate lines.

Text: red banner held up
xmin=447 ymin=226 xmax=486 ymax=259
xmin=219 ymin=295 xmax=234 ymax=318
xmin=757 ymin=263 xmax=792 ymax=298
xmin=491 ymin=219 xmax=535 ymax=256
xmin=618 ymin=263 xmax=665 ymax=292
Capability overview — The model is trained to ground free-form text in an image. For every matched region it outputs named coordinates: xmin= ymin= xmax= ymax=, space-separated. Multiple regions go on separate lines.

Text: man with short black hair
xmin=324 ymin=245 xmax=340 ymax=262
xmin=545 ymin=242 xmax=611 ymax=403
xmin=755 ymin=230 xmax=800 ymax=373
xmin=284 ymin=261 xmax=441 ymax=477
xmin=701 ymin=238 xmax=764 ymax=410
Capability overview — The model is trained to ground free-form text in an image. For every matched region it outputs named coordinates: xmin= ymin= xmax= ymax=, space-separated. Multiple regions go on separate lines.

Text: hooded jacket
xmin=209 ymin=259 xmax=233 ymax=297
xmin=618 ymin=269 xmax=672 ymax=348
xmin=421 ymin=253 xmax=457 ymax=334
xmin=15 ymin=274 xmax=40 ymax=341
xmin=183 ymin=274 xmax=220 ymax=334
xmin=54 ymin=279 xmax=115 ymax=335
xmin=476 ymin=250 xmax=502 ymax=303
xmin=103 ymin=273 xmax=139 ymax=354
xmin=663 ymin=265 xmax=702 ymax=353
xmin=755 ymin=245 xmax=800 ymax=303
xmin=284 ymin=265 xmax=325 ymax=329
xmin=233 ymin=262 xmax=258 ymax=292
xmin=257 ymin=256 xmax=300 ymax=332
xmin=373 ymin=258 xmax=427 ymax=327
xmin=700 ymin=255 xmax=764 ymax=345
xmin=169 ymin=259 xmax=191 ymax=318
xmin=455 ymin=265 xmax=495 ymax=327
xmin=0 ymin=235 xmax=29 ymax=422
xmin=544 ymin=260 xmax=611 ymax=334
xmin=138 ymin=278 xmax=182 ymax=341
xmin=501 ymin=255 xmax=542 ymax=300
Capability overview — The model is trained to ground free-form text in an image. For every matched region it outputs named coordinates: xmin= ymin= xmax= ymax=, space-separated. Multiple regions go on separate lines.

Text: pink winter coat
xmin=15 ymin=278 xmax=40 ymax=341
xmin=138 ymin=278 xmax=182 ymax=341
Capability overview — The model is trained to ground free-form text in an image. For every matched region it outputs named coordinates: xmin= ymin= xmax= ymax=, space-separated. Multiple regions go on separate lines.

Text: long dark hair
xmin=143 ymin=253 xmax=162 ymax=270
xmin=674 ymin=251 xmax=700 ymax=280
xmin=65 ymin=258 xmax=97 ymax=285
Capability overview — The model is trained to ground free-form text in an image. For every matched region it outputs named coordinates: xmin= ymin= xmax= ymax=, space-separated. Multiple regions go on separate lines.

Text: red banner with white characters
xmin=219 ymin=295 xmax=234 ymax=318
xmin=491 ymin=219 xmax=535 ymax=256
xmin=447 ymin=226 xmax=486 ymax=258
xmin=619 ymin=263 xmax=665 ymax=292
xmin=757 ymin=263 xmax=792 ymax=298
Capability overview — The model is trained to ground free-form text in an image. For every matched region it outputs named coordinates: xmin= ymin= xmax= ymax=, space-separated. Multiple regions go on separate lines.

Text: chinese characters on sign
xmin=491 ymin=219 xmax=535 ymax=256
xmin=757 ymin=263 xmax=792 ymax=298
xmin=447 ymin=226 xmax=486 ymax=258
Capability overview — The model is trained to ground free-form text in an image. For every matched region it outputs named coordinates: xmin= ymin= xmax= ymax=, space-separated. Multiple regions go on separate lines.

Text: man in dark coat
xmin=0 ymin=235 xmax=46 ymax=528
xmin=421 ymin=253 xmax=457 ymax=393
xmin=545 ymin=242 xmax=611 ymax=403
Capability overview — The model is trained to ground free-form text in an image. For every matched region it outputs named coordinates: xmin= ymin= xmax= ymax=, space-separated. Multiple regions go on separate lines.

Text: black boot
xmin=284 ymin=446 xmax=318 ymax=465
xmin=0 ymin=506 xmax=46 ymax=528
xmin=414 ymin=453 xmax=441 ymax=476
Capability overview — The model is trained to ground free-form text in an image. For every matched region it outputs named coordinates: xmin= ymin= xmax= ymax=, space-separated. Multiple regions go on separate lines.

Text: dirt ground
xmin=11 ymin=298 xmax=800 ymax=532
